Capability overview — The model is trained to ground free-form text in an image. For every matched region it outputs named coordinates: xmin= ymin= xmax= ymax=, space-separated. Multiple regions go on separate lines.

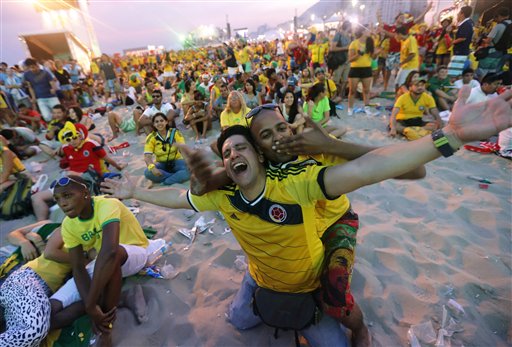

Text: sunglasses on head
xmin=245 ymin=103 xmax=281 ymax=119
xmin=50 ymin=176 xmax=88 ymax=191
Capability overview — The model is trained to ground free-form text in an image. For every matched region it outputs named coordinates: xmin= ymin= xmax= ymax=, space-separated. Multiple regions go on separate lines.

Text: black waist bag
xmin=252 ymin=287 xmax=320 ymax=331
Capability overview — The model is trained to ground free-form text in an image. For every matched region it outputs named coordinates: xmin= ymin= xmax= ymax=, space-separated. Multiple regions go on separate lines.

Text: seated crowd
xmin=0 ymin=4 xmax=511 ymax=347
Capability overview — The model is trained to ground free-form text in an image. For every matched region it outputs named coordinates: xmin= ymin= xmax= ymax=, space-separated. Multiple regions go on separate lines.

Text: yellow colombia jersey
xmin=144 ymin=128 xmax=185 ymax=163
xmin=395 ymin=92 xmax=436 ymax=120
xmin=188 ymin=164 xmax=335 ymax=293
xmin=61 ymin=196 xmax=148 ymax=252
xmin=269 ymin=155 xmax=350 ymax=237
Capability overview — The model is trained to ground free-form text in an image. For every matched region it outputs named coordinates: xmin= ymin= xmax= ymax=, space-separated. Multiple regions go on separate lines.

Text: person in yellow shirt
xmin=0 ymin=145 xmax=25 ymax=194
xmin=389 ymin=78 xmax=442 ymax=138
xmin=395 ymin=26 xmax=420 ymax=89
xmin=347 ymin=28 xmax=376 ymax=116
xmin=143 ymin=113 xmax=190 ymax=186
xmin=308 ymin=32 xmax=330 ymax=69
xmin=434 ymin=18 xmax=452 ymax=66
xmin=90 ymin=58 xmax=100 ymax=79
xmin=49 ymin=176 xmax=149 ymax=346
xmin=237 ymin=41 xmax=253 ymax=73
xmin=220 ymin=91 xmax=251 ymax=130
xmin=0 ymin=221 xmax=71 ymax=346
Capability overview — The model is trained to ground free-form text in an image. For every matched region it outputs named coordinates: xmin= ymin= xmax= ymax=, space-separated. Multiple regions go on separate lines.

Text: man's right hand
xmin=177 ymin=144 xmax=214 ymax=183
xmin=389 ymin=127 xmax=397 ymax=137
xmin=101 ymin=174 xmax=136 ymax=199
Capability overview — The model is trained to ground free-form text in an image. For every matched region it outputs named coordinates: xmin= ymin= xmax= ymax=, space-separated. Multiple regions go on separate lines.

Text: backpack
xmin=494 ymin=20 xmax=512 ymax=52
xmin=0 ymin=176 xmax=33 ymax=220
xmin=326 ymin=33 xmax=348 ymax=71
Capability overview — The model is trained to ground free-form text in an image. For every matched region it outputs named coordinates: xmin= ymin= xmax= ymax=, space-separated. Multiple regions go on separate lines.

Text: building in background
xmin=18 ymin=0 xmax=100 ymax=72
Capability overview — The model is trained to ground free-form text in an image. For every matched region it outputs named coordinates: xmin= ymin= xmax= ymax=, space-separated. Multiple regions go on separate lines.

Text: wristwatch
xmin=431 ymin=129 xmax=455 ymax=157
xmin=147 ymin=163 xmax=156 ymax=170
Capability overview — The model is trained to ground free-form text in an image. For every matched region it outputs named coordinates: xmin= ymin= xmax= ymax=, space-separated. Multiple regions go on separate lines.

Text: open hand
xmin=272 ymin=117 xmax=334 ymax=155
xmin=177 ymin=144 xmax=215 ymax=183
xmin=446 ymin=86 xmax=512 ymax=143
xmin=101 ymin=174 xmax=135 ymax=199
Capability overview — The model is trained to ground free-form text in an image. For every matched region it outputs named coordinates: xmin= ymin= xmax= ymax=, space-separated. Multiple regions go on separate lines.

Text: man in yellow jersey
xmin=389 ymin=78 xmax=442 ymax=137
xmin=49 ymin=176 xmax=148 ymax=347
xmin=102 ymin=89 xmax=512 ymax=347
xmin=395 ymin=26 xmax=420 ymax=89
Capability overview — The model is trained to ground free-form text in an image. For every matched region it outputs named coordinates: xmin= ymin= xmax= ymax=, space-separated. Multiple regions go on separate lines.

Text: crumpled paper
xmin=178 ymin=216 xmax=216 ymax=245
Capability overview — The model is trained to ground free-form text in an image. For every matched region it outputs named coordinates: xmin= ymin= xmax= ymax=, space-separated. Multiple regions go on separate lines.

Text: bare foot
xmin=120 ymin=284 xmax=148 ymax=324
xmin=352 ymin=325 xmax=372 ymax=347
xmin=107 ymin=135 xmax=118 ymax=143
xmin=146 ymin=180 xmax=154 ymax=189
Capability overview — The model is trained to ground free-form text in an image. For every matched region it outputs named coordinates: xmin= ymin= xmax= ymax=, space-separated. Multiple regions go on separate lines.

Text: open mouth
xmin=232 ymin=162 xmax=248 ymax=174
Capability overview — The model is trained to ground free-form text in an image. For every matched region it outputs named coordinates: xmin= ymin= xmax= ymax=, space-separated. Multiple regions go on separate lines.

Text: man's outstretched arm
xmin=276 ymin=88 xmax=512 ymax=197
xmin=101 ymin=174 xmax=192 ymax=209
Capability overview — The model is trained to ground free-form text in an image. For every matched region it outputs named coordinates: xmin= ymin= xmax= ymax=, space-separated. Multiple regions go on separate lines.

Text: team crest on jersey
xmin=83 ymin=150 xmax=90 ymax=157
xmin=419 ymin=106 xmax=425 ymax=111
xmin=269 ymin=204 xmax=287 ymax=223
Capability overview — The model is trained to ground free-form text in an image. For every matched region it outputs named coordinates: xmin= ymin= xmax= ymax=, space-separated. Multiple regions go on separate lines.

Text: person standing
xmin=395 ymin=26 xmax=420 ymax=89
xmin=23 ymin=58 xmax=60 ymax=122
xmin=329 ymin=21 xmax=352 ymax=101
xmin=447 ymin=6 xmax=474 ymax=77
xmin=99 ymin=54 xmax=118 ymax=100
xmin=347 ymin=28 xmax=375 ymax=116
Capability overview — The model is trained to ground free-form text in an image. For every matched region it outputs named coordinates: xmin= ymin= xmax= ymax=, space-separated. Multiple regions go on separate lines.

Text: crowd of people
xmin=1 ymin=3 xmax=512 ymax=347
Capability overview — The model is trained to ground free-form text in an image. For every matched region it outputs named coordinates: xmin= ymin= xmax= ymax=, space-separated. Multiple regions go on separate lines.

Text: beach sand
xmin=1 ymin=96 xmax=510 ymax=347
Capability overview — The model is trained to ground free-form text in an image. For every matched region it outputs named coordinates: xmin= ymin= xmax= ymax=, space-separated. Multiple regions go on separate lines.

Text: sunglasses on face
xmin=245 ymin=103 xmax=282 ymax=119
xmin=50 ymin=176 xmax=88 ymax=191
xmin=63 ymin=135 xmax=78 ymax=143
xmin=152 ymin=95 xmax=162 ymax=98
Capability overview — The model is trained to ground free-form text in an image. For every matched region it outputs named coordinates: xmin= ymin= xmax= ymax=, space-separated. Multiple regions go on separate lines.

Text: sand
xmin=1 ymin=93 xmax=511 ymax=347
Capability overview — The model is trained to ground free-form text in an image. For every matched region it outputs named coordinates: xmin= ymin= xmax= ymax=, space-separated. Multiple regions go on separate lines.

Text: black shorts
xmin=398 ymin=118 xmax=426 ymax=127
xmin=348 ymin=67 xmax=372 ymax=79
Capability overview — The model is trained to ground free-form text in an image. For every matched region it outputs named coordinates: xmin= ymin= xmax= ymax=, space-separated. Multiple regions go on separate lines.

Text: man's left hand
xmin=446 ymin=86 xmax=512 ymax=144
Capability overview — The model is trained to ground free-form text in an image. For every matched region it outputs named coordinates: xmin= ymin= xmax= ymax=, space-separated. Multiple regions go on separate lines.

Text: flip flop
xmin=479 ymin=142 xmax=500 ymax=152
xmin=108 ymin=141 xmax=130 ymax=154
xmin=31 ymin=174 xmax=48 ymax=194
xmin=464 ymin=145 xmax=495 ymax=153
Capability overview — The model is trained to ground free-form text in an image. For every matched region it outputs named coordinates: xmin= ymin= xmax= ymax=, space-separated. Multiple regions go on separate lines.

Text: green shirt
xmin=303 ymin=97 xmax=330 ymax=123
